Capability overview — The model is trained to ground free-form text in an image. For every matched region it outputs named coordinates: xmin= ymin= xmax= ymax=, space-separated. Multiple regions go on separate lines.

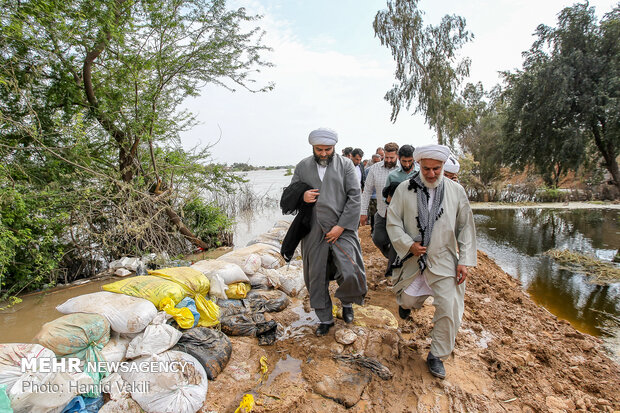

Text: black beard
xmin=384 ymin=160 xmax=397 ymax=169
xmin=402 ymin=164 xmax=413 ymax=173
xmin=313 ymin=151 xmax=335 ymax=167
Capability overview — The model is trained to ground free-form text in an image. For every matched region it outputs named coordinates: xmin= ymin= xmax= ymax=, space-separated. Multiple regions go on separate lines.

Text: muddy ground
xmin=204 ymin=226 xmax=620 ymax=413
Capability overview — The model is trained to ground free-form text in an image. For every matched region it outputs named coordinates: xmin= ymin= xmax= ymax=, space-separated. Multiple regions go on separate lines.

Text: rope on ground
xmin=333 ymin=353 xmax=393 ymax=380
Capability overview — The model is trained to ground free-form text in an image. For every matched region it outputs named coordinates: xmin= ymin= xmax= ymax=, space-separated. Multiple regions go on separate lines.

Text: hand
xmin=325 ymin=225 xmax=344 ymax=244
xmin=303 ymin=189 xmax=320 ymax=203
xmin=456 ymin=265 xmax=468 ymax=285
xmin=409 ymin=242 xmax=426 ymax=256
xmin=360 ymin=215 xmax=368 ymax=226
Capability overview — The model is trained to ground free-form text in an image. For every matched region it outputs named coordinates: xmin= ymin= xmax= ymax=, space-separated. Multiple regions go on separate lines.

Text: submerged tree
xmin=503 ymin=2 xmax=620 ymax=188
xmin=0 ymin=0 xmax=272 ymax=295
xmin=374 ymin=0 xmax=472 ymax=146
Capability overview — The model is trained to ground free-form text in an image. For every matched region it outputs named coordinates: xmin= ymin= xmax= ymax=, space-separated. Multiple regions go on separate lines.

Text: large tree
xmin=373 ymin=0 xmax=472 ymax=146
xmin=503 ymin=2 xmax=620 ymax=189
xmin=0 ymin=0 xmax=271 ymax=295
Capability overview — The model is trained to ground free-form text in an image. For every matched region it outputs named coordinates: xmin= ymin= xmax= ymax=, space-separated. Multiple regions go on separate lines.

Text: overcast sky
xmin=180 ymin=0 xmax=618 ymax=166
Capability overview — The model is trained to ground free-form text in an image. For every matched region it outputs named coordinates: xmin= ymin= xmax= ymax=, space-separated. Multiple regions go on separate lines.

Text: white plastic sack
xmin=275 ymin=266 xmax=306 ymax=297
xmin=125 ymin=312 xmax=182 ymax=359
xmin=190 ymin=260 xmax=249 ymax=284
xmin=102 ymin=333 xmax=131 ymax=364
xmin=99 ymin=398 xmax=143 ymax=413
xmin=109 ymin=257 xmax=143 ymax=272
xmin=249 ymin=269 xmax=280 ymax=289
xmin=259 ymin=253 xmax=282 ymax=269
xmin=217 ymin=253 xmax=261 ymax=275
xmin=120 ymin=350 xmax=208 ymax=413
xmin=56 ymin=291 xmax=157 ymax=334
xmin=206 ymin=273 xmax=228 ymax=300
xmin=99 ymin=372 xmax=142 ymax=412
xmin=0 ymin=343 xmax=93 ymax=413
xmin=220 ymin=243 xmax=284 ymax=273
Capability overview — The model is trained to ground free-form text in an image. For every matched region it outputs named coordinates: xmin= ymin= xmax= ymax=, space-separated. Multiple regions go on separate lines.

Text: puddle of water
xmin=262 ymin=355 xmax=303 ymax=387
xmin=0 ymin=278 xmax=114 ymax=343
xmin=278 ymin=304 xmax=319 ymax=341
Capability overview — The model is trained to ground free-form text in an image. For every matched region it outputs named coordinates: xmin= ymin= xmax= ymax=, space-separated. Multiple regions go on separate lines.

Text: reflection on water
xmin=474 ymin=208 xmax=620 ymax=360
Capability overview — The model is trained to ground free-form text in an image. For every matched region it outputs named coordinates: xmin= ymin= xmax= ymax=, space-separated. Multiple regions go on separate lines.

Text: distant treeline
xmin=228 ymin=163 xmax=295 ymax=172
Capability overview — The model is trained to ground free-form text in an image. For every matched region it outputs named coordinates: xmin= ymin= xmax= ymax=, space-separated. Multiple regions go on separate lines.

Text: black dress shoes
xmin=315 ymin=322 xmax=334 ymax=336
xmin=342 ymin=306 xmax=354 ymax=323
xmin=398 ymin=306 xmax=411 ymax=320
xmin=426 ymin=352 xmax=446 ymax=379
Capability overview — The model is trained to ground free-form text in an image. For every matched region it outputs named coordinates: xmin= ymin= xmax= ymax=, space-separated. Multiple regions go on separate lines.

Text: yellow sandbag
xmin=226 ymin=282 xmax=251 ymax=299
xmin=103 ymin=276 xmax=186 ymax=308
xmin=148 ymin=267 xmax=219 ymax=328
xmin=194 ymin=294 xmax=220 ymax=327
xmin=148 ymin=267 xmax=210 ymax=295
xmin=159 ymin=297 xmax=195 ymax=329
xmin=333 ymin=304 xmax=398 ymax=330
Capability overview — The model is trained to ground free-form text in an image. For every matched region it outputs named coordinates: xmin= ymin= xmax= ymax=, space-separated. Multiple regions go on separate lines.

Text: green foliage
xmin=0 ymin=187 xmax=67 ymax=298
xmin=537 ymin=187 xmax=566 ymax=202
xmin=374 ymin=0 xmax=472 ymax=146
xmin=458 ymin=83 xmax=506 ymax=185
xmin=503 ymin=2 xmax=620 ymax=188
xmin=0 ymin=0 xmax=272 ymax=296
xmin=182 ymin=198 xmax=232 ymax=249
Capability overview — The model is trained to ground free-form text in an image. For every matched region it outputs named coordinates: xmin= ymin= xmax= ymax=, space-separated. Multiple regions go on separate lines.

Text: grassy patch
xmin=544 ymin=249 xmax=620 ymax=285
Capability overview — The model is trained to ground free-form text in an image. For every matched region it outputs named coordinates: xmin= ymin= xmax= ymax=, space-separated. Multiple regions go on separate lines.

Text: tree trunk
xmin=164 ymin=205 xmax=209 ymax=250
xmin=591 ymin=125 xmax=620 ymax=189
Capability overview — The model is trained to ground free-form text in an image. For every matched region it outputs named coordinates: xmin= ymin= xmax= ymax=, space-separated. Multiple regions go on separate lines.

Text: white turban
xmin=308 ymin=128 xmax=338 ymax=146
xmin=444 ymin=155 xmax=460 ymax=174
xmin=413 ymin=144 xmax=451 ymax=162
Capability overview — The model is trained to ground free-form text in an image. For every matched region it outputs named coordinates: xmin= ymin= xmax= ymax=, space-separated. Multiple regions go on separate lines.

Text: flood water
xmin=474 ymin=207 xmax=620 ymax=360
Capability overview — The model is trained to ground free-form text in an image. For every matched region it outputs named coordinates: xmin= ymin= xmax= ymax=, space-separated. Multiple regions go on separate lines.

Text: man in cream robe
xmin=288 ymin=128 xmax=367 ymax=336
xmin=386 ymin=144 xmax=476 ymax=378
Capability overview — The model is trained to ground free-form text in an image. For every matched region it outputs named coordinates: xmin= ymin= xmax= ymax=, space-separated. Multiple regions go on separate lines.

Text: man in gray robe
xmin=288 ymin=128 xmax=367 ymax=336
xmin=386 ymin=144 xmax=476 ymax=378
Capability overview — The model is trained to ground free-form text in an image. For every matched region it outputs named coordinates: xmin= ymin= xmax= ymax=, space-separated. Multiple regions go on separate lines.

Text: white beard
xmin=420 ymin=170 xmax=443 ymax=189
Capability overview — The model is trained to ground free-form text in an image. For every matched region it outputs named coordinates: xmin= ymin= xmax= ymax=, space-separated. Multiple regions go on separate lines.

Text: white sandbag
xmin=99 ymin=398 xmax=143 ymax=413
xmin=102 ymin=333 xmax=131 ymax=364
xmin=272 ymin=220 xmax=291 ymax=230
xmin=247 ymin=269 xmax=280 ymax=289
xmin=275 ymin=266 xmax=306 ymax=297
xmin=0 ymin=343 xmax=93 ymax=413
xmin=56 ymin=291 xmax=157 ymax=334
xmin=266 ymin=228 xmax=288 ymax=241
xmin=0 ymin=344 xmax=55 ymax=391
xmin=120 ymin=350 xmax=208 ymax=413
xmin=246 ymin=235 xmax=281 ymax=249
xmin=125 ymin=312 xmax=182 ymax=359
xmin=259 ymin=253 xmax=282 ymax=269
xmin=190 ymin=260 xmax=249 ymax=284
xmin=206 ymin=273 xmax=228 ymax=300
xmin=99 ymin=373 xmax=143 ymax=412
xmin=217 ymin=253 xmax=261 ymax=275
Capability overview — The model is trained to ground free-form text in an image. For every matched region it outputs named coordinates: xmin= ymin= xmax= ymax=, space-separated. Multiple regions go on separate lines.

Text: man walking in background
xmin=360 ymin=142 xmax=399 ymax=276
xmin=285 ymin=128 xmax=367 ymax=336
xmin=351 ymin=148 xmax=365 ymax=190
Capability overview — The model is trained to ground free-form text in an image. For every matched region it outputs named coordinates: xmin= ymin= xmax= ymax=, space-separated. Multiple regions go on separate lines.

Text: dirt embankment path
xmin=205 ymin=226 xmax=620 ymax=412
